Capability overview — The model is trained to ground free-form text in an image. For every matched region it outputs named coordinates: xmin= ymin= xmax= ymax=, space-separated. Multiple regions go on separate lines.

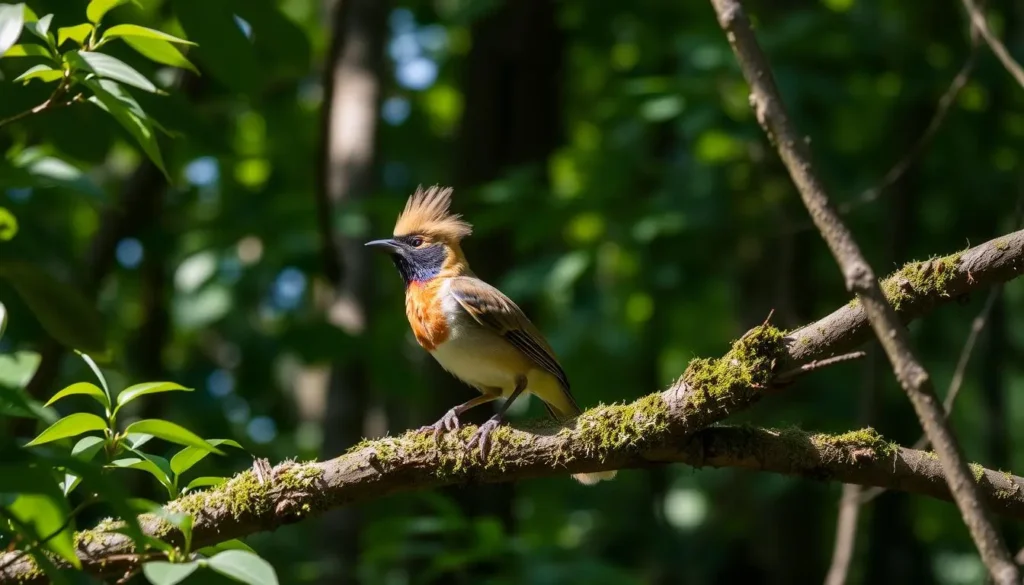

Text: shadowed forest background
xmin=1 ymin=0 xmax=1023 ymax=584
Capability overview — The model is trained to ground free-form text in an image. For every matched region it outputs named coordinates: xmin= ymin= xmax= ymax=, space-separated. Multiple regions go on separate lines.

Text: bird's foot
xmin=418 ymin=407 xmax=461 ymax=443
xmin=466 ymin=416 xmax=502 ymax=462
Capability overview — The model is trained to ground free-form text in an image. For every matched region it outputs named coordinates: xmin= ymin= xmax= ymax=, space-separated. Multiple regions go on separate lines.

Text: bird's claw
xmin=418 ymin=408 xmax=461 ymax=443
xmin=467 ymin=417 xmax=501 ymax=462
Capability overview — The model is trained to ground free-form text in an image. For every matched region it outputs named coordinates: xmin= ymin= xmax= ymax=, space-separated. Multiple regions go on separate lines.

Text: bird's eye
xmin=409 ymin=236 xmax=424 ymax=247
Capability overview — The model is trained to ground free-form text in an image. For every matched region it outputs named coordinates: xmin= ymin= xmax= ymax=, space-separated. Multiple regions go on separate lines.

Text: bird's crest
xmin=393 ymin=185 xmax=472 ymax=242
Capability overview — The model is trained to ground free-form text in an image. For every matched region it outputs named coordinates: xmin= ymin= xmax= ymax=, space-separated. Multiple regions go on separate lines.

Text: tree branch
xmin=3 ymin=422 xmax=1022 ymax=584
xmin=0 ymin=228 xmax=1021 ymax=583
xmin=707 ymin=1 xmax=1021 ymax=583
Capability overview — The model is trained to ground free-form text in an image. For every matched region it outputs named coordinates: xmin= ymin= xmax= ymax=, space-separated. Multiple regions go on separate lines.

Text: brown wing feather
xmin=448 ymin=276 xmax=578 ymax=412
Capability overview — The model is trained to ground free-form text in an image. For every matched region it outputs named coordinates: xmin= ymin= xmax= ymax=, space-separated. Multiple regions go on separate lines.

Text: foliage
xmin=0 ymin=0 xmax=1022 ymax=583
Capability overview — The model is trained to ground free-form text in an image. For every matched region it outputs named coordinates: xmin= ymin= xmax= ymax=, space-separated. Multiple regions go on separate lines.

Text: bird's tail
xmin=535 ymin=381 xmax=618 ymax=485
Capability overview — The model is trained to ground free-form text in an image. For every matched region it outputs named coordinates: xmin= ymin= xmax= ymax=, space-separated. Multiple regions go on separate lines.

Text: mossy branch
xmin=4 ymin=424 xmax=1024 ymax=584
xmin=0 ymin=230 xmax=1022 ymax=584
xmin=784 ymin=228 xmax=1023 ymax=367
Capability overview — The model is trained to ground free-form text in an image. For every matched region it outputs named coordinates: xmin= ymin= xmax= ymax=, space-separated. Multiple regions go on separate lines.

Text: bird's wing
xmin=448 ymin=276 xmax=577 ymax=407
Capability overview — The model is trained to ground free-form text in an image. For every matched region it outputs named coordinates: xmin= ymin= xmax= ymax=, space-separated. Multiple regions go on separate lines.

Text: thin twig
xmin=824 ymin=484 xmax=864 ymax=585
xmin=959 ymin=0 xmax=1024 ymax=89
xmin=707 ymin=1 xmax=1021 ymax=583
xmin=0 ymin=81 xmax=72 ymax=129
xmin=775 ymin=351 xmax=866 ymax=383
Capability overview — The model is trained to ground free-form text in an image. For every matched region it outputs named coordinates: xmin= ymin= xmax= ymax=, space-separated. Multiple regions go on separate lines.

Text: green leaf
xmin=0 ymin=3 xmax=25 ymax=56
xmin=86 ymin=0 xmax=128 ymax=24
xmin=207 ymin=550 xmax=279 ymax=585
xmin=143 ymin=561 xmax=199 ymax=585
xmin=126 ymin=432 xmax=153 ymax=449
xmin=183 ymin=476 xmax=226 ymax=492
xmin=123 ymin=37 xmax=197 ymax=73
xmin=75 ymin=351 xmax=111 ymax=401
xmin=0 ymin=350 xmax=41 ymax=389
xmin=116 ymin=381 xmax=191 ymax=409
xmin=25 ymin=413 xmax=107 ymax=447
xmin=0 ymin=206 xmax=16 ymax=240
xmin=12 ymin=63 xmax=61 ymax=83
xmin=109 ymin=456 xmax=172 ymax=488
xmin=70 ymin=50 xmax=161 ymax=93
xmin=2 ymin=43 xmax=49 ymax=57
xmin=71 ymin=435 xmax=106 ymax=459
xmin=0 ymin=261 xmax=106 ymax=354
xmin=24 ymin=12 xmax=51 ymax=43
xmin=58 ymin=23 xmax=93 ymax=47
xmin=170 ymin=439 xmax=241 ymax=476
xmin=62 ymin=436 xmax=105 ymax=495
xmin=44 ymin=382 xmax=109 ymax=408
xmin=85 ymin=79 xmax=167 ymax=176
xmin=8 ymin=494 xmax=80 ymax=568
xmin=197 ymin=539 xmax=255 ymax=557
xmin=103 ymin=24 xmax=195 ymax=45
xmin=123 ymin=419 xmax=224 ymax=453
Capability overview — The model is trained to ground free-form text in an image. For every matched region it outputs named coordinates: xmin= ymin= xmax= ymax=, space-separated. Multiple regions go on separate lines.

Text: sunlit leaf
xmin=85 ymin=79 xmax=167 ymax=176
xmin=0 ymin=350 xmax=41 ymax=389
xmin=126 ymin=432 xmax=153 ymax=449
xmin=0 ymin=261 xmax=106 ymax=354
xmin=116 ymin=381 xmax=191 ymax=409
xmin=143 ymin=561 xmax=199 ymax=585
xmin=86 ymin=0 xmax=128 ymax=24
xmin=0 ymin=206 xmax=17 ymax=240
xmin=103 ymin=24 xmax=195 ymax=45
xmin=2 ymin=43 xmax=49 ymax=57
xmin=25 ymin=412 xmax=107 ymax=446
xmin=12 ymin=63 xmax=62 ymax=83
xmin=170 ymin=439 xmax=241 ymax=476
xmin=109 ymin=455 xmax=172 ymax=488
xmin=0 ymin=300 xmax=7 ymax=341
xmin=70 ymin=50 xmax=161 ymax=93
xmin=123 ymin=36 xmax=197 ymax=73
xmin=183 ymin=476 xmax=226 ymax=492
xmin=63 ymin=436 xmax=106 ymax=495
xmin=207 ymin=550 xmax=279 ymax=585
xmin=75 ymin=351 xmax=111 ymax=403
xmin=0 ymin=3 xmax=25 ymax=56
xmin=123 ymin=419 xmax=224 ymax=453
xmin=58 ymin=23 xmax=93 ymax=47
xmin=8 ymin=494 xmax=80 ymax=568
xmin=24 ymin=12 xmax=51 ymax=43
xmin=44 ymin=382 xmax=109 ymax=408
xmin=197 ymin=539 xmax=255 ymax=557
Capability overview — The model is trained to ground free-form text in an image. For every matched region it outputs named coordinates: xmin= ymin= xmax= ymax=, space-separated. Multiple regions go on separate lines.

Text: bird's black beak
xmin=364 ymin=238 xmax=403 ymax=254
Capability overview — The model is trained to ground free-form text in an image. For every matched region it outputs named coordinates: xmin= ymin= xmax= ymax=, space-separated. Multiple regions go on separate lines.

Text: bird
xmin=365 ymin=185 xmax=616 ymax=485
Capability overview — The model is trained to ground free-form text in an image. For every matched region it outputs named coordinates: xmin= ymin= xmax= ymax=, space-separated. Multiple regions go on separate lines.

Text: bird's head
xmin=365 ymin=185 xmax=472 ymax=286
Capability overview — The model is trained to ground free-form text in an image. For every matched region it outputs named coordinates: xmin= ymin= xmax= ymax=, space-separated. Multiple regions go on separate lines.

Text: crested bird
xmin=366 ymin=185 xmax=616 ymax=485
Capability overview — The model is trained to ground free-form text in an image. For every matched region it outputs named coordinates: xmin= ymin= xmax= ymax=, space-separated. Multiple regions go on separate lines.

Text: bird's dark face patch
xmin=390 ymin=235 xmax=447 ymax=285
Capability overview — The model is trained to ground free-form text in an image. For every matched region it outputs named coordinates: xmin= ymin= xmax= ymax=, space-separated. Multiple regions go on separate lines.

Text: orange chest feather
xmin=405 ymin=280 xmax=450 ymax=351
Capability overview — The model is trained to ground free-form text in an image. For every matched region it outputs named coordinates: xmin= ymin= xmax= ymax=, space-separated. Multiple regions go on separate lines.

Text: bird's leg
xmin=419 ymin=393 xmax=499 ymax=442
xmin=467 ymin=375 xmax=527 ymax=461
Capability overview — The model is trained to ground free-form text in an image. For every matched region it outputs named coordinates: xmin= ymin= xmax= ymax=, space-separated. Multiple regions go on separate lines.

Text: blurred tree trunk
xmin=417 ymin=0 xmax=564 ymax=582
xmin=313 ymin=0 xmax=387 ymax=583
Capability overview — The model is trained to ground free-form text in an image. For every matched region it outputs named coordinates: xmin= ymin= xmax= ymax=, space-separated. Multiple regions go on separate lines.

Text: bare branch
xmin=707 ymin=1 xmax=1021 ymax=583
xmin=959 ymin=0 xmax=1024 ymax=89
xmin=775 ymin=351 xmax=866 ymax=384
xmin=823 ymin=484 xmax=864 ymax=585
